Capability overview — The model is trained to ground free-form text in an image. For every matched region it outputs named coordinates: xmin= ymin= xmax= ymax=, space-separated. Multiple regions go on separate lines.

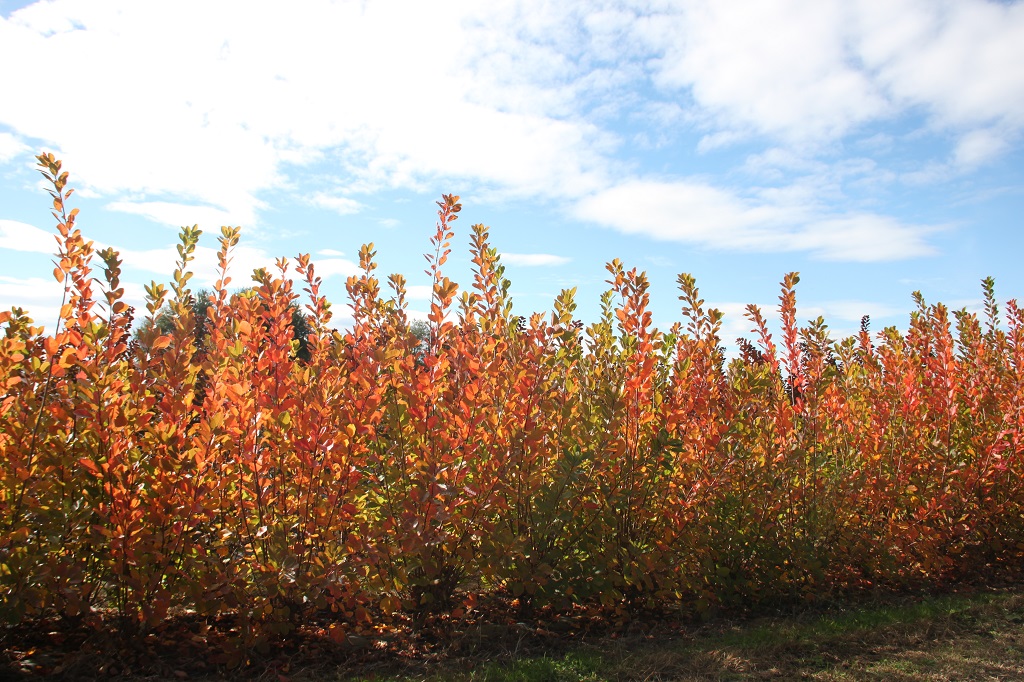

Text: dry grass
xmin=360 ymin=586 xmax=1024 ymax=682
xmin=566 ymin=588 xmax=1024 ymax=682
xmin=2 ymin=584 xmax=1023 ymax=680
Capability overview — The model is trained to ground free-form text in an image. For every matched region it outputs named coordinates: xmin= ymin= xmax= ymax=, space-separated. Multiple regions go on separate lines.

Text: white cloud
xmin=713 ymin=301 xmax=774 ymax=347
xmin=901 ymin=126 xmax=1015 ymax=184
xmin=0 ymin=132 xmax=29 ymax=163
xmin=742 ymin=148 xmax=827 ymax=176
xmin=645 ymin=255 xmax=674 ymax=268
xmin=111 ymin=243 xmax=264 ymax=286
xmin=308 ymin=257 xmax=360 ymax=280
xmin=574 ymin=179 xmax=801 ymax=248
xmin=502 ymin=253 xmax=571 ymax=266
xmin=0 ymin=275 xmax=63 ymax=328
xmin=1 ymin=272 xmax=166 ymax=333
xmin=856 ymin=0 xmax=1024 ymax=131
xmin=953 ymin=128 xmax=1009 ymax=169
xmin=403 ymin=285 xmax=434 ymax=301
xmin=648 ymin=1 xmax=889 ymax=145
xmin=0 ymin=219 xmax=55 ymax=253
xmin=809 ymin=300 xmax=905 ymax=322
xmin=575 ymin=179 xmax=938 ymax=261
xmin=116 ymin=241 xmax=357 ymax=289
xmin=0 ymin=0 xmax=1017 ymax=277
xmin=0 ymin=226 xmax=343 ymax=325
xmin=311 ymin=193 xmax=363 ymax=216
xmin=696 ymin=130 xmax=748 ymax=154
xmin=106 ymin=201 xmax=250 ymax=230
xmin=0 ymin=275 xmax=61 ymax=305
xmin=713 ymin=296 xmax=909 ymax=356
xmin=317 ymin=248 xmax=345 ymax=257
xmin=404 ymin=308 xmax=430 ymax=323
xmin=0 ymin=226 xmax=359 ymax=332
xmin=0 ymin=0 xmax=616 ymax=226
xmin=642 ymin=0 xmax=1024 ymax=155
xmin=799 ymin=215 xmax=938 ymax=261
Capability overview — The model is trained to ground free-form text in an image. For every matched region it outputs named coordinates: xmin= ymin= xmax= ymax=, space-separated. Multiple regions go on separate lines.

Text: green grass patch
xmin=328 ymin=586 xmax=1023 ymax=682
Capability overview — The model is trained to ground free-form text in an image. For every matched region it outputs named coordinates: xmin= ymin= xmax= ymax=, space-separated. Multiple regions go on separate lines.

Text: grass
xmin=3 ymin=584 xmax=1022 ymax=680
xmin=329 ymin=586 xmax=1024 ymax=682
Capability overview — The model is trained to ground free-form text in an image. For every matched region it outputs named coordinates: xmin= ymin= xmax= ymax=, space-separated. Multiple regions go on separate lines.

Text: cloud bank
xmin=0 ymin=0 xmax=1020 ymax=262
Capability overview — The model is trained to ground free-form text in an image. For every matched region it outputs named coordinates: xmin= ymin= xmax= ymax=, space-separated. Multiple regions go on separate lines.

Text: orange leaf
xmin=78 ymin=458 xmax=102 ymax=476
xmin=328 ymin=623 xmax=347 ymax=644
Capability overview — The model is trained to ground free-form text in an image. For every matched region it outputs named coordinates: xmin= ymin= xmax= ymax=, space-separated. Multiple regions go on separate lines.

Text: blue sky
xmin=1 ymin=0 xmax=1022 ymax=347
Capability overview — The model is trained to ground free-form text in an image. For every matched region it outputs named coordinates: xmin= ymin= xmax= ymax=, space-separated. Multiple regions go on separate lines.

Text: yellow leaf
xmin=379 ymin=595 xmax=399 ymax=615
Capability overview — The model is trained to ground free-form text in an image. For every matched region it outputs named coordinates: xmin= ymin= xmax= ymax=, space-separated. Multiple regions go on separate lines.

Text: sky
xmin=1 ymin=0 xmax=1023 ymax=349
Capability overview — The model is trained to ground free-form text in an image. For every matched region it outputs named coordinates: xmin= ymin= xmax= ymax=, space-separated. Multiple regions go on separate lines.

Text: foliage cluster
xmin=1 ymin=156 xmax=1022 ymax=650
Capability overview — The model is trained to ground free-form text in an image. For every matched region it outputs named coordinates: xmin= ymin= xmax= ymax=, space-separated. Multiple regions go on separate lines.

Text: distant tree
xmin=408 ymin=318 xmax=429 ymax=360
xmin=135 ymin=287 xmax=314 ymax=362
